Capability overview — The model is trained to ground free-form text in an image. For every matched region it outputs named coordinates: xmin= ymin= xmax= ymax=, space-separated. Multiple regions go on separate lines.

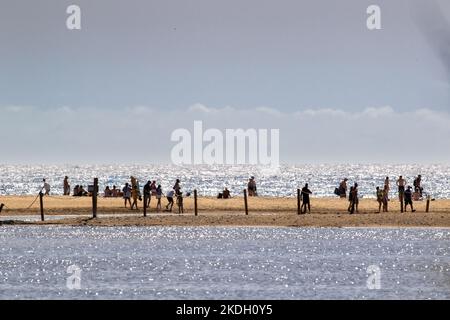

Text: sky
xmin=0 ymin=0 xmax=449 ymax=164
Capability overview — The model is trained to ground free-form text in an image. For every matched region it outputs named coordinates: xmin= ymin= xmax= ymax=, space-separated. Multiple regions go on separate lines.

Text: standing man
xmin=63 ymin=176 xmax=70 ymax=196
xmin=42 ymin=179 xmax=51 ymax=196
xmin=384 ymin=177 xmax=390 ymax=201
xmin=396 ymin=175 xmax=406 ymax=201
xmin=143 ymin=181 xmax=151 ymax=209
xmin=404 ymin=186 xmax=416 ymax=212
xmin=301 ymin=183 xmax=312 ymax=214
xmin=173 ymin=179 xmax=181 ymax=196
xmin=350 ymin=183 xmax=359 ymax=214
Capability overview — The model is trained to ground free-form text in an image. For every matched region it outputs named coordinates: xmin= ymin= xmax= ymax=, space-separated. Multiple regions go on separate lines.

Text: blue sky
xmin=0 ymin=0 xmax=449 ymax=163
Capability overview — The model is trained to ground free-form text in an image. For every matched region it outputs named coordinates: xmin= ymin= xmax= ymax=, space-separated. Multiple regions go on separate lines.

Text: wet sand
xmin=1 ymin=195 xmax=449 ymax=227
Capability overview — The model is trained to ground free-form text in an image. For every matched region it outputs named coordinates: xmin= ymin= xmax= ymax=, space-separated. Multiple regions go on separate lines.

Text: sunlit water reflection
xmin=0 ymin=226 xmax=449 ymax=299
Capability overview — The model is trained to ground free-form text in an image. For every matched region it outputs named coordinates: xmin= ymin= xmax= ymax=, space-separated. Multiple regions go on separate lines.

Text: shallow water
xmin=0 ymin=226 xmax=449 ymax=299
xmin=1 ymin=164 xmax=450 ymax=199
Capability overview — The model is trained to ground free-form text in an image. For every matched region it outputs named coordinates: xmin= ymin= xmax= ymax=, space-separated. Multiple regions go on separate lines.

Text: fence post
xmin=426 ymin=195 xmax=430 ymax=213
xmin=243 ymin=189 xmax=248 ymax=215
xmin=92 ymin=178 xmax=98 ymax=218
xmin=297 ymin=188 xmax=301 ymax=215
xmin=39 ymin=191 xmax=44 ymax=221
xmin=194 ymin=189 xmax=198 ymax=216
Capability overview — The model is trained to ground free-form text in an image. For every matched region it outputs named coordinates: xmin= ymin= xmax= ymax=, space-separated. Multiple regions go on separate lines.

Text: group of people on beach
xmin=2 ymin=173 xmax=428 ymax=216
xmin=121 ymin=176 xmax=185 ymax=213
xmin=337 ymin=174 xmax=424 ymax=214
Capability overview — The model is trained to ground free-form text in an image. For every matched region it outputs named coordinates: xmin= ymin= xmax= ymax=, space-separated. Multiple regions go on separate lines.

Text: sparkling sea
xmin=0 ymin=164 xmax=449 ymax=198
xmin=0 ymin=226 xmax=449 ymax=300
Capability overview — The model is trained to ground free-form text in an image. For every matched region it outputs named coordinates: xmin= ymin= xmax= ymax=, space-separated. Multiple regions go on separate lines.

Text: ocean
xmin=0 ymin=226 xmax=449 ymax=299
xmin=1 ymin=164 xmax=449 ymax=198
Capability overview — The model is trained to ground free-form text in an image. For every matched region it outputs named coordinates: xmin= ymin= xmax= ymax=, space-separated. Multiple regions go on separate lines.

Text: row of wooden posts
xmin=36 ymin=178 xmax=431 ymax=221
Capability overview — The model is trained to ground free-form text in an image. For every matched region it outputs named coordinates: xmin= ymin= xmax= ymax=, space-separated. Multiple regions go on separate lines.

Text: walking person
xmin=122 ymin=183 xmax=132 ymax=208
xmin=63 ymin=176 xmax=70 ymax=195
xmin=42 ymin=179 xmax=51 ymax=196
xmin=404 ymin=186 xmax=416 ymax=212
xmin=131 ymin=185 xmax=139 ymax=210
xmin=376 ymin=186 xmax=383 ymax=213
xmin=143 ymin=181 xmax=151 ymax=209
xmin=301 ymin=183 xmax=312 ymax=214
xmin=166 ymin=189 xmax=174 ymax=212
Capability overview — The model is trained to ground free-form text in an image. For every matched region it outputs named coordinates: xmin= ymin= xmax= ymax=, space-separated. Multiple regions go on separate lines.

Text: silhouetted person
xmin=404 ymin=186 xmax=416 ymax=212
xmin=223 ymin=188 xmax=230 ymax=199
xmin=376 ymin=186 xmax=383 ymax=213
xmin=63 ymin=176 xmax=70 ymax=195
xmin=301 ymin=183 xmax=312 ymax=214
xmin=143 ymin=181 xmax=151 ymax=208
xmin=349 ymin=183 xmax=358 ymax=214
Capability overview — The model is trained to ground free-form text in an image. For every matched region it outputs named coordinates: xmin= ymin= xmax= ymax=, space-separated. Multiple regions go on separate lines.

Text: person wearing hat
xmin=247 ymin=176 xmax=257 ymax=196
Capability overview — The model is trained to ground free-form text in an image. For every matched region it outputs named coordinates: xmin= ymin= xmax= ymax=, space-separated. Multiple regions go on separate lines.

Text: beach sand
xmin=1 ymin=195 xmax=450 ymax=227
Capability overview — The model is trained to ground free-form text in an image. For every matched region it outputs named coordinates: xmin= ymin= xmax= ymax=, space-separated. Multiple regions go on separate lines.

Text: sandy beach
xmin=1 ymin=195 xmax=450 ymax=227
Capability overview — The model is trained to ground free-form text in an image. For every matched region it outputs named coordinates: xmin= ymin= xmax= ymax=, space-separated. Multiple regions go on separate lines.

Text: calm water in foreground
xmin=0 ymin=226 xmax=449 ymax=299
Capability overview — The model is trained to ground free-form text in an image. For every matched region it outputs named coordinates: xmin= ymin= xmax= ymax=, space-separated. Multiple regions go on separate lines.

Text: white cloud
xmin=1 ymin=105 xmax=450 ymax=164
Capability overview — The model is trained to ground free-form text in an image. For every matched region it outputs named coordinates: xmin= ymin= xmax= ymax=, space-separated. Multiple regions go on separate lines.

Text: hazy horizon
xmin=1 ymin=0 xmax=449 ymax=163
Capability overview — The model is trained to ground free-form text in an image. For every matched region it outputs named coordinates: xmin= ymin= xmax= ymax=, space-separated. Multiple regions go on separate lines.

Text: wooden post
xmin=399 ymin=192 xmax=404 ymax=213
xmin=426 ymin=195 xmax=430 ymax=213
xmin=194 ymin=189 xmax=198 ymax=216
xmin=243 ymin=189 xmax=248 ymax=215
xmin=92 ymin=178 xmax=98 ymax=218
xmin=143 ymin=193 xmax=147 ymax=217
xmin=0 ymin=203 xmax=4 ymax=213
xmin=297 ymin=188 xmax=301 ymax=215
xmin=39 ymin=191 xmax=44 ymax=221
